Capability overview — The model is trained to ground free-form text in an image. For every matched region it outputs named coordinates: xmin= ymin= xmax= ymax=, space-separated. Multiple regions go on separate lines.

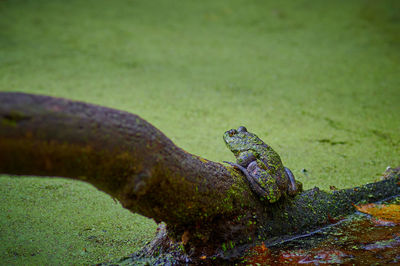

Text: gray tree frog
xmin=223 ymin=126 xmax=302 ymax=203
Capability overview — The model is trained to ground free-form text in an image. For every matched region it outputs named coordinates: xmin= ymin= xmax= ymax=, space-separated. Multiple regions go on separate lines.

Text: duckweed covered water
xmin=0 ymin=0 xmax=399 ymax=264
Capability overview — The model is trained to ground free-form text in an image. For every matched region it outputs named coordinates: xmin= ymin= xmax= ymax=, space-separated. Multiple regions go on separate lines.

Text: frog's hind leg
xmin=223 ymin=161 xmax=267 ymax=199
xmin=257 ymin=174 xmax=281 ymax=203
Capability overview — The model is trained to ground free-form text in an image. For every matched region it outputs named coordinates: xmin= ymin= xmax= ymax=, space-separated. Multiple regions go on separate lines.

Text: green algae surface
xmin=0 ymin=0 xmax=399 ymax=264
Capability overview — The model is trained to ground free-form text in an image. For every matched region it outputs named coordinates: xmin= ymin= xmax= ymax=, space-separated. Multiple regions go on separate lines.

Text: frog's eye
xmin=238 ymin=126 xmax=247 ymax=133
xmin=228 ymin=129 xmax=237 ymax=137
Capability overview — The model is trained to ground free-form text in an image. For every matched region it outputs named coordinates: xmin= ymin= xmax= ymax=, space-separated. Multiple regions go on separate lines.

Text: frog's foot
xmin=223 ymin=161 xmax=272 ymax=201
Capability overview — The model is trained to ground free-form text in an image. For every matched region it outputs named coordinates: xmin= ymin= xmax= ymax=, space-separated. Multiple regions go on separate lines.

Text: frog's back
xmin=256 ymin=143 xmax=284 ymax=169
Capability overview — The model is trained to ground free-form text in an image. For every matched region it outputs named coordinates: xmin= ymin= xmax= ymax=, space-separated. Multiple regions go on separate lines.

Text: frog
xmin=223 ymin=126 xmax=302 ymax=203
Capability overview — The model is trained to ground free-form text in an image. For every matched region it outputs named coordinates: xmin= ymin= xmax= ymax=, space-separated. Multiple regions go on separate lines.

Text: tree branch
xmin=0 ymin=92 xmax=260 ymax=223
xmin=1 ymin=92 xmax=399 ymax=263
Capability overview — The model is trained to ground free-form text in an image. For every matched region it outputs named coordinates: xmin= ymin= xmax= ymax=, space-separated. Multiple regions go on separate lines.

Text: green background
xmin=0 ymin=0 xmax=399 ymax=264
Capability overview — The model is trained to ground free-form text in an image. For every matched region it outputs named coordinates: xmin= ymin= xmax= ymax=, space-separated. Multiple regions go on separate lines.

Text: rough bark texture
xmin=1 ymin=92 xmax=399 ymax=264
xmin=0 ymin=92 xmax=263 ymax=258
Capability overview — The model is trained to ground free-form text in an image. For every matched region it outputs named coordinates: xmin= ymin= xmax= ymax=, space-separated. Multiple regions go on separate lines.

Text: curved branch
xmin=0 ymin=92 xmax=258 ymax=226
xmin=1 ymin=92 xmax=399 ymax=263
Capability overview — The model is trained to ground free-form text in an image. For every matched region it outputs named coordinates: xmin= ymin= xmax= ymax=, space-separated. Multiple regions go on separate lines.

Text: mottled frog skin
xmin=223 ymin=126 xmax=302 ymax=203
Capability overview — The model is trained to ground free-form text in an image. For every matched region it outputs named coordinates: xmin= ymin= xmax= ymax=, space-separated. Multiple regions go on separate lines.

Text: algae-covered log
xmin=264 ymin=168 xmax=400 ymax=242
xmin=0 ymin=92 xmax=399 ymax=264
xmin=0 ymin=92 xmax=264 ymax=257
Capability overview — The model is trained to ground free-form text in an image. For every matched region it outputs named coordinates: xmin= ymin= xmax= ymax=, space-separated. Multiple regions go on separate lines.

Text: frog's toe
xmin=223 ymin=161 xmax=235 ymax=166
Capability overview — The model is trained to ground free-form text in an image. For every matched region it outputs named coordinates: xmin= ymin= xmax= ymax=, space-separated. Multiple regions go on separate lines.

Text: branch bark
xmin=0 ymin=92 xmax=263 ymax=255
xmin=1 ymin=92 xmax=399 ymax=263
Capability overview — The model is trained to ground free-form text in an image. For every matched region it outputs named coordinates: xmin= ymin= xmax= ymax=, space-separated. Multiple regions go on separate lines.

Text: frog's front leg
xmin=236 ymin=151 xmax=256 ymax=167
xmin=223 ymin=161 xmax=267 ymax=198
